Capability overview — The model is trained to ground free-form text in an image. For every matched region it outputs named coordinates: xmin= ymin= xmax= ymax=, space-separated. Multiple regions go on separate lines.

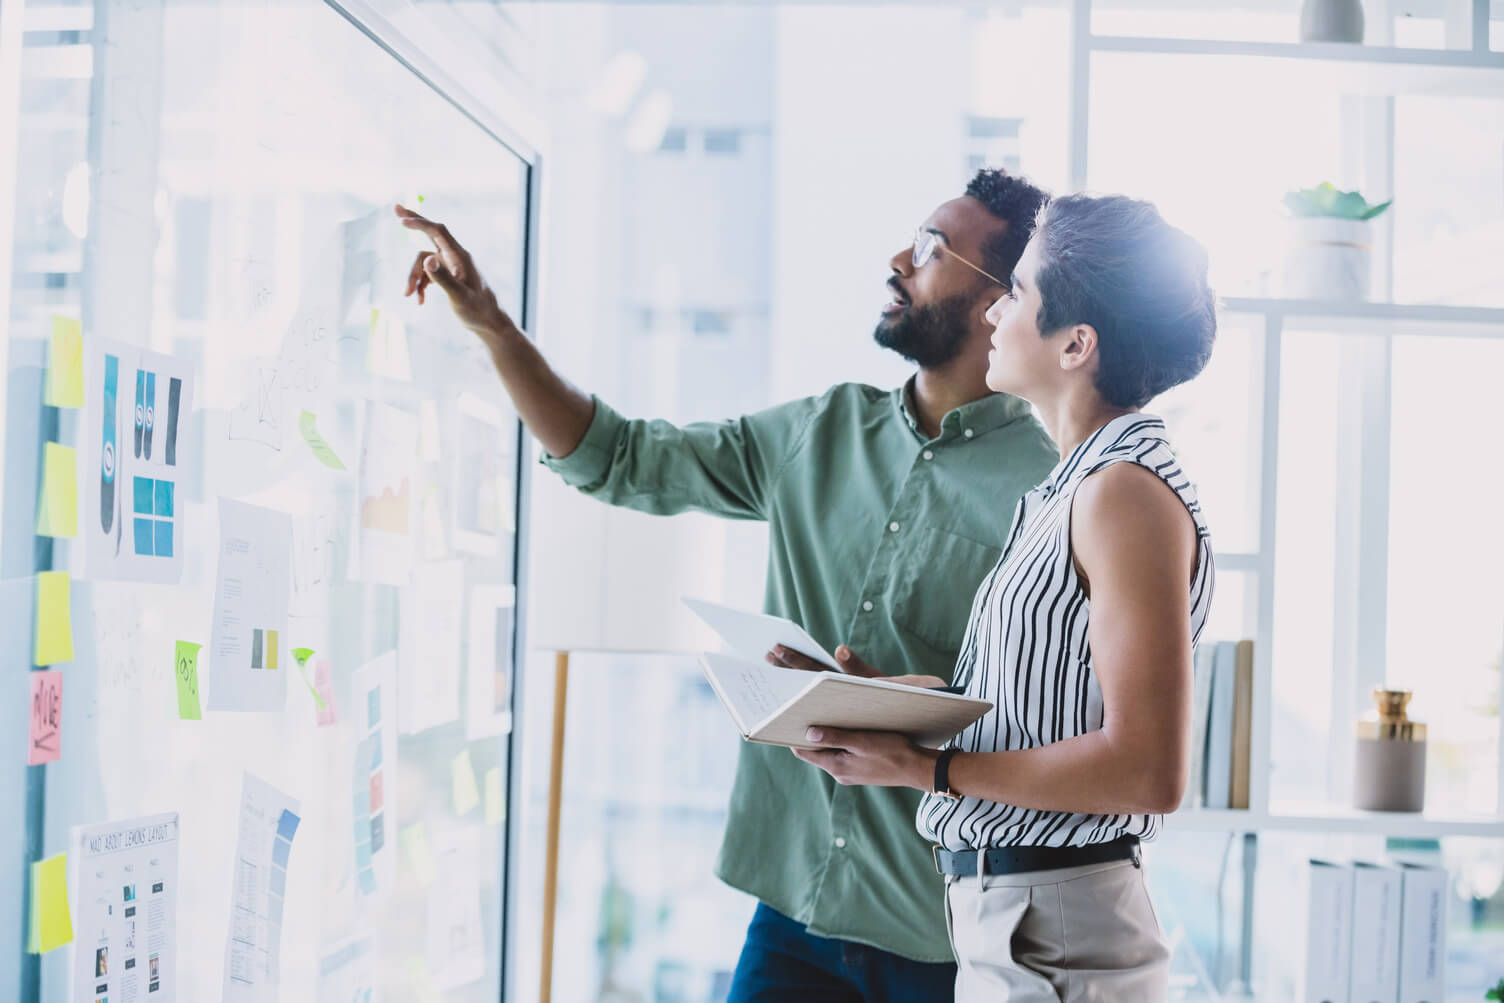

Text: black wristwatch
xmin=932 ymin=748 xmax=960 ymax=799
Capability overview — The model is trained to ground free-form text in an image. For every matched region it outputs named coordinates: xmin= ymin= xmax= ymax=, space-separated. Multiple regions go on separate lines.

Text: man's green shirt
xmin=543 ymin=380 xmax=1057 ymax=962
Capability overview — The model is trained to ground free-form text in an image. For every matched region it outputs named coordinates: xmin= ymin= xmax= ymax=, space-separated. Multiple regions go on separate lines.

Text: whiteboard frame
xmin=318 ymin=2 xmax=547 ymax=1000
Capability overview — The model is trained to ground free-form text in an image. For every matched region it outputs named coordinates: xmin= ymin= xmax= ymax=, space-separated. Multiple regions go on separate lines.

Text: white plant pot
xmin=1281 ymin=217 xmax=1372 ymax=302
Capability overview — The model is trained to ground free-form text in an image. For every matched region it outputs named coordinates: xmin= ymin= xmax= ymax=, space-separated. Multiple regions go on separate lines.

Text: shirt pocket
xmin=889 ymin=527 xmax=1003 ymax=656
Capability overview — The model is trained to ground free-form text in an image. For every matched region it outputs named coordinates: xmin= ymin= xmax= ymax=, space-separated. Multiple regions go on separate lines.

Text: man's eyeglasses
xmin=912 ymin=228 xmax=1008 ymax=289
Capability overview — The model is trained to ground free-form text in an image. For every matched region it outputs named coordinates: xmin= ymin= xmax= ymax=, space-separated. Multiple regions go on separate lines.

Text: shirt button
xmin=922 ymin=450 xmax=934 ymax=461
xmin=834 ymin=837 xmax=847 ymax=849
xmin=861 ymin=600 xmax=874 ymax=612
xmin=888 ymin=521 xmax=900 ymax=533
xmin=963 ymin=428 xmax=975 ymax=439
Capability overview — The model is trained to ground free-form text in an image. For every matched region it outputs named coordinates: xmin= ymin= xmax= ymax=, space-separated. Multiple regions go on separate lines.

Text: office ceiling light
xmin=587 ymin=50 xmax=647 ymax=119
xmin=624 ymin=89 xmax=672 ymax=154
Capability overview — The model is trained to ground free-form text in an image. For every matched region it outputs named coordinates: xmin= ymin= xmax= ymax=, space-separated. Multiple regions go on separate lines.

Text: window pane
xmin=1386 ymin=336 xmax=1504 ymax=817
xmin=1155 ymin=314 xmax=1262 ymax=555
xmin=1270 ymin=331 xmax=1343 ymax=806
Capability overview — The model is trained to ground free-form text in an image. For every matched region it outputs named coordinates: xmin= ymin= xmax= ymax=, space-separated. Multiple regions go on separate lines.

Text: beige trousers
xmin=944 ymin=858 xmax=1170 ymax=1002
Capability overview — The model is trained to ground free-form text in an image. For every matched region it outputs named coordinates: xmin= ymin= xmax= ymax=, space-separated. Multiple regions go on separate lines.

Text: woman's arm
xmin=796 ymin=462 xmax=1199 ymax=815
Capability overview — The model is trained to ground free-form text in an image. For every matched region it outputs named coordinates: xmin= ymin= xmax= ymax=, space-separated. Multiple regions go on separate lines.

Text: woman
xmin=794 ymin=193 xmax=1217 ymax=1001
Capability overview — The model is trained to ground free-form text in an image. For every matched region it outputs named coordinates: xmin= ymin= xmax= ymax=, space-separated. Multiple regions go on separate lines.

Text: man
xmin=398 ymin=168 xmax=1057 ymax=1002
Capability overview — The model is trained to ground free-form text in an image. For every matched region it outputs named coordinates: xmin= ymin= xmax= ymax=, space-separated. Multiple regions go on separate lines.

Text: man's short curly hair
xmin=964 ymin=168 xmax=1052 ymax=288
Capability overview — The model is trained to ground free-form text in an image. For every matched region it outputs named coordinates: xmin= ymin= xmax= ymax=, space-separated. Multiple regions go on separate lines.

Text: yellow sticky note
xmin=451 ymin=749 xmax=479 ymax=816
xmin=35 ymin=571 xmax=73 ymax=666
xmin=485 ymin=767 xmax=505 ymax=826
xmin=28 ymin=852 xmax=73 ymax=953
xmin=36 ymin=443 xmax=79 ymax=538
xmin=399 ymin=824 xmax=434 ymax=887
xmin=46 ymin=316 xmax=84 ymax=409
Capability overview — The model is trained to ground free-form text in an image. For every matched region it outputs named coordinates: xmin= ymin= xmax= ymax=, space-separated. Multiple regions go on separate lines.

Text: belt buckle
xmin=932 ymin=845 xmax=944 ymax=875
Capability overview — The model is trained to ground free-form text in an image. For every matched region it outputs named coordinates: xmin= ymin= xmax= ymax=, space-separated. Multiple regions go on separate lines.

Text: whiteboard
xmin=2 ymin=0 xmax=538 ymax=999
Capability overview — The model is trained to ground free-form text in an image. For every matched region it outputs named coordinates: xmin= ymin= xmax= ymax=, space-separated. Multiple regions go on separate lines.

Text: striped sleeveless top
xmin=918 ymin=412 xmax=1215 ymax=850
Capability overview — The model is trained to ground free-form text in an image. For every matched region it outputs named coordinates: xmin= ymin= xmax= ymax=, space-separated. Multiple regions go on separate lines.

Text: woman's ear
xmin=1058 ymin=323 xmax=1099 ymax=372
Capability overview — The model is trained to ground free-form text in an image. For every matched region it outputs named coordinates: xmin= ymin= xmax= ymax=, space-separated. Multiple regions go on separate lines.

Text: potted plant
xmin=1280 ymin=183 xmax=1392 ymax=302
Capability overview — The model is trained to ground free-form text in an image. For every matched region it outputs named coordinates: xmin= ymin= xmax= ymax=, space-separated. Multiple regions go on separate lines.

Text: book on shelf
xmin=1229 ymin=639 xmax=1254 ymax=811
xmin=1301 ymin=859 xmax=1448 ymax=1003
xmin=1184 ymin=638 xmax=1253 ymax=813
xmin=1350 ymin=862 xmax=1403 ymax=1003
xmin=1180 ymin=644 xmax=1218 ymax=812
xmin=1305 ymin=859 xmax=1356 ymax=1003
xmin=1204 ymin=641 xmax=1239 ymax=810
xmin=1397 ymin=863 xmax=1446 ymax=1003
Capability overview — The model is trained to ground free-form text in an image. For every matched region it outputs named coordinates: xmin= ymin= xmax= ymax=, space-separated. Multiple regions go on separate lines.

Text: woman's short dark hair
xmin=1032 ymin=194 xmax=1216 ymax=409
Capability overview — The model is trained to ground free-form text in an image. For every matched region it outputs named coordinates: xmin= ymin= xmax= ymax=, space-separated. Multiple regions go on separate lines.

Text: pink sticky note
xmin=29 ymin=671 xmax=63 ymax=765
xmin=314 ymin=658 xmax=338 ymax=726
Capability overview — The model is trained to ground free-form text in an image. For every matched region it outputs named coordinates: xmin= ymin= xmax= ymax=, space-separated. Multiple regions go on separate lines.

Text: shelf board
xmin=1089 ymin=35 xmax=1504 ymax=98
xmin=1221 ymin=297 xmax=1504 ymax=339
xmin=1171 ymin=804 xmax=1504 ymax=838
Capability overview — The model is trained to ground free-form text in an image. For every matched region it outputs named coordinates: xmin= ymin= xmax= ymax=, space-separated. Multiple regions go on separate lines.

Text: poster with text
xmin=208 ymin=499 xmax=293 ymax=711
xmin=70 ymin=812 xmax=179 ymax=1003
xmin=223 ymin=774 xmax=300 ymax=1003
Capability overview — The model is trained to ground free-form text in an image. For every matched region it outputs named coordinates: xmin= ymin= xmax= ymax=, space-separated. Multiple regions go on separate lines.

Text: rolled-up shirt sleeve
xmin=540 ymin=394 xmax=823 ymax=522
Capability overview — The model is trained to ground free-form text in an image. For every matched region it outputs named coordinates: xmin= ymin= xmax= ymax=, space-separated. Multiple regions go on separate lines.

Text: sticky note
xmin=485 ymin=767 xmax=505 ymax=826
xmin=46 ymin=316 xmax=84 ymax=408
xmin=35 ymin=442 xmax=78 ymax=538
xmin=298 ymin=410 xmax=347 ymax=470
xmin=28 ymin=852 xmax=73 ymax=953
xmin=292 ymin=647 xmax=326 ymax=711
xmin=313 ymin=658 xmax=337 ymax=726
xmin=451 ymin=749 xmax=479 ymax=816
xmin=175 ymin=641 xmax=202 ymax=720
xmin=34 ymin=571 xmax=73 ymax=666
xmin=406 ymin=957 xmax=441 ymax=1003
xmin=399 ymin=824 xmax=434 ymax=887
xmin=28 ymin=671 xmax=63 ymax=765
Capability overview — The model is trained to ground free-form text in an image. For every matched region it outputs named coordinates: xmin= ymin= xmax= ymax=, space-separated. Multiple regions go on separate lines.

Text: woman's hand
xmin=792 ymin=728 xmax=936 ymax=790
xmin=766 ymin=644 xmax=945 ymax=686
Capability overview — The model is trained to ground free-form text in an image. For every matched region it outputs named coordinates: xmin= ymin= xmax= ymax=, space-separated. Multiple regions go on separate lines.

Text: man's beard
xmin=872 ymin=292 xmax=972 ymax=368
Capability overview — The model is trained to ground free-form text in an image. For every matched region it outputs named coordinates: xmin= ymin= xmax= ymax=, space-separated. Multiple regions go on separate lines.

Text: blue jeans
xmin=726 ymin=903 xmax=957 ymax=1003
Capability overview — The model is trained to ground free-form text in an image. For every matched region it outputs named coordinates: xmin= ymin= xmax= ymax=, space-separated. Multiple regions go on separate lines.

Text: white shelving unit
xmin=1066 ymin=1 xmax=1504 ymax=993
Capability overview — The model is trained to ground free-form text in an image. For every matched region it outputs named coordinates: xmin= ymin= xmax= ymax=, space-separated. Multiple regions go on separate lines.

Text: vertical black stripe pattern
xmin=919 ymin=412 xmax=1215 ymax=850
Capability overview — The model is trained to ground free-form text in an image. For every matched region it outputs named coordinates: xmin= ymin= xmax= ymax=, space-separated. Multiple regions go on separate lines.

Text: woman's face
xmin=983 ymin=236 xmax=1054 ymax=397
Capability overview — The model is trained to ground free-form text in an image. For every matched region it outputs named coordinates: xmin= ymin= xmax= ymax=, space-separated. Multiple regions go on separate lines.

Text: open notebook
xmin=684 ymin=599 xmax=991 ymax=750
xmin=698 ymin=652 xmax=992 ymax=750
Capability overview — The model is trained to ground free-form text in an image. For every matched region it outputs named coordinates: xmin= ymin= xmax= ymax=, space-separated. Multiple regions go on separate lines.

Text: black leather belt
xmin=933 ymin=835 xmax=1140 ymax=877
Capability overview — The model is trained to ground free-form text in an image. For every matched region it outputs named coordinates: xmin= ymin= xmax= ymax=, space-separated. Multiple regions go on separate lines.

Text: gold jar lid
xmin=1356 ymin=688 xmax=1426 ymax=742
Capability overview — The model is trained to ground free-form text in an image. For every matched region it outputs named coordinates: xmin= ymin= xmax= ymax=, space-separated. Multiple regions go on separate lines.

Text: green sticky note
xmin=28 ymin=852 xmax=73 ymax=953
xmin=34 ymin=572 xmax=73 ymax=666
xmin=451 ymin=749 xmax=479 ymax=816
xmin=46 ymin=316 xmax=84 ymax=408
xmin=175 ymin=641 xmax=202 ymax=720
xmin=399 ymin=823 xmax=434 ymax=887
xmin=36 ymin=442 xmax=79 ymax=538
xmin=291 ymin=647 xmax=325 ymax=711
xmin=484 ymin=767 xmax=505 ymax=826
xmin=297 ymin=410 xmax=347 ymax=470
